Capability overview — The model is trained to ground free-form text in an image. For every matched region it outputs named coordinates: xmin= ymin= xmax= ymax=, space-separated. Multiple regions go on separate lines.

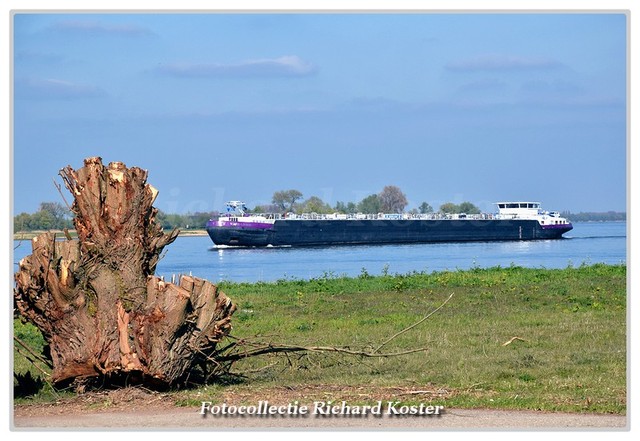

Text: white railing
xmin=224 ymin=212 xmax=497 ymax=221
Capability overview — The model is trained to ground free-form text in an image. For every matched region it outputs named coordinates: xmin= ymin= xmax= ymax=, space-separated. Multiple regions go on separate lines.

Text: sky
xmin=10 ymin=10 xmax=628 ymax=215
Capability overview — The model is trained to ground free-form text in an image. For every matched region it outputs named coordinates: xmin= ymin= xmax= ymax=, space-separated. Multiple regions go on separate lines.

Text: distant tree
xmin=272 ymin=189 xmax=303 ymax=213
xmin=418 ymin=202 xmax=434 ymax=214
xmin=13 ymin=212 xmax=33 ymax=232
xmin=439 ymin=202 xmax=459 ymax=214
xmin=457 ymin=201 xmax=481 ymax=214
xmin=30 ymin=209 xmax=56 ymax=230
xmin=253 ymin=204 xmax=280 ymax=213
xmin=378 ymin=185 xmax=408 ymax=213
xmin=560 ymin=211 xmax=626 ymax=222
xmin=14 ymin=202 xmax=73 ymax=230
xmin=335 ymin=201 xmax=358 ymax=214
xmin=357 ymin=194 xmax=382 ymax=214
xmin=39 ymin=202 xmax=71 ymax=226
xmin=156 ymin=210 xmax=169 ymax=229
xmin=186 ymin=211 xmax=219 ymax=228
xmin=156 ymin=210 xmax=187 ymax=230
xmin=300 ymin=196 xmax=333 ymax=214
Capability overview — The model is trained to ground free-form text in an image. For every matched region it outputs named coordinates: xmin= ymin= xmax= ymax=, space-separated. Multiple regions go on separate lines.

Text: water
xmin=12 ymin=222 xmax=626 ymax=284
xmin=159 ymin=221 xmax=626 ymax=283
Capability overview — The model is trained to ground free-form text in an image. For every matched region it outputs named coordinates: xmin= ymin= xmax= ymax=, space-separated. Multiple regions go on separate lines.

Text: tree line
xmin=14 ymin=202 xmax=74 ymax=232
xmin=14 ymin=187 xmax=477 ymax=232
xmin=13 ymin=202 xmax=219 ymax=232
xmin=248 ymin=186 xmax=482 ymax=218
xmin=560 ymin=211 xmax=626 ymax=222
xmin=16 ymin=190 xmax=623 ymax=232
xmin=256 ymin=186 xmax=416 ymax=215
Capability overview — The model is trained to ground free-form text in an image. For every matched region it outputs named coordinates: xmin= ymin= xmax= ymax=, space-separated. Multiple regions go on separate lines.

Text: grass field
xmin=14 ymin=263 xmax=627 ymax=414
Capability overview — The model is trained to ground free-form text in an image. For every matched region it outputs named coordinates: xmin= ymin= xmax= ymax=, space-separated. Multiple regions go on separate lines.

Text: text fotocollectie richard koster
xmin=200 ymin=400 xmax=444 ymax=417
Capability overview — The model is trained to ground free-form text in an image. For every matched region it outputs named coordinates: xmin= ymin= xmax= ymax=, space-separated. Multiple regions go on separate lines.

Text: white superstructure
xmin=495 ymin=202 xmax=571 ymax=226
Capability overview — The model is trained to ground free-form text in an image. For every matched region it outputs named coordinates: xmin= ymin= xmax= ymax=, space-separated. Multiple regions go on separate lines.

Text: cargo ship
xmin=205 ymin=201 xmax=573 ymax=247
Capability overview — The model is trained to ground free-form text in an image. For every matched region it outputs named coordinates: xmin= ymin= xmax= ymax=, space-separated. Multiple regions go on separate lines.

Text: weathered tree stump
xmin=14 ymin=157 xmax=236 ymax=388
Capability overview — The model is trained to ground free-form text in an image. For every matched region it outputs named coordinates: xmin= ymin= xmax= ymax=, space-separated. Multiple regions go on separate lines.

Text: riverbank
xmin=14 ymin=264 xmax=626 ymax=417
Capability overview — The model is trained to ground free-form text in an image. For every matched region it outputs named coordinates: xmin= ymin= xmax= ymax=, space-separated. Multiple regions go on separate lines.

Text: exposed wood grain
xmin=14 ymin=157 xmax=236 ymax=388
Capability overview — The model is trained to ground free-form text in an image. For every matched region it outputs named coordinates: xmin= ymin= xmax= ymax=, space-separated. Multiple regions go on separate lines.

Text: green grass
xmin=216 ymin=263 xmax=626 ymax=414
xmin=13 ymin=319 xmax=66 ymax=402
xmin=14 ymin=319 xmax=47 ymax=375
xmin=14 ymin=263 xmax=626 ymax=414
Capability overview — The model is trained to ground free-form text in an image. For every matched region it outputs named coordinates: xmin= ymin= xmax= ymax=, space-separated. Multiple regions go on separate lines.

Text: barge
xmin=205 ymin=201 xmax=573 ymax=247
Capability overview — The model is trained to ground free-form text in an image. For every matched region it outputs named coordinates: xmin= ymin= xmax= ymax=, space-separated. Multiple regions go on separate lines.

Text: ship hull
xmin=206 ymin=218 xmax=573 ymax=247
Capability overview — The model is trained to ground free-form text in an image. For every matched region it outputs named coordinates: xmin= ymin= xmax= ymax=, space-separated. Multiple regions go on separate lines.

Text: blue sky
xmin=11 ymin=11 xmax=628 ymax=215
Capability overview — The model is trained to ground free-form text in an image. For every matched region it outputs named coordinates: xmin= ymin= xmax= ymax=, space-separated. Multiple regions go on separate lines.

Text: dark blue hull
xmin=206 ymin=218 xmax=573 ymax=247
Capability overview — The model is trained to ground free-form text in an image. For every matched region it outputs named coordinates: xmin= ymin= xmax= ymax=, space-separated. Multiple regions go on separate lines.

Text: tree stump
xmin=14 ymin=157 xmax=236 ymax=388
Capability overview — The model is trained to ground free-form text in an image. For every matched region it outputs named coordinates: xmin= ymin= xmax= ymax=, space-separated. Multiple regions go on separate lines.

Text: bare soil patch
xmin=14 ymin=384 xmax=453 ymax=418
xmin=12 ymin=385 xmax=627 ymax=430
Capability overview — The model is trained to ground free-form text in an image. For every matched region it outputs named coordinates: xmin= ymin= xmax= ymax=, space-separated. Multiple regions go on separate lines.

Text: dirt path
xmin=12 ymin=386 xmax=626 ymax=430
xmin=13 ymin=406 xmax=627 ymax=430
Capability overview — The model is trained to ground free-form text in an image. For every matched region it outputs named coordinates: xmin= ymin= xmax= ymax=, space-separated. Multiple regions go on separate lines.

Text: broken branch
xmin=216 ymin=341 xmax=428 ymax=363
xmin=373 ymin=292 xmax=454 ymax=353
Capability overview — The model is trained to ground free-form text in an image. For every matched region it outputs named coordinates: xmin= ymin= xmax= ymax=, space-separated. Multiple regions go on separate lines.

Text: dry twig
xmin=217 ymin=342 xmax=428 ymax=363
xmin=373 ymin=292 xmax=454 ymax=353
xmin=211 ymin=294 xmax=454 ymax=370
xmin=502 ymin=336 xmax=526 ymax=346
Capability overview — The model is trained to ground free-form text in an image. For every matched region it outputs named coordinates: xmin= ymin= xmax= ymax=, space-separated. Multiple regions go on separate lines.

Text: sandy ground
xmin=12 ymin=407 xmax=628 ymax=430
xmin=11 ymin=386 xmax=627 ymax=431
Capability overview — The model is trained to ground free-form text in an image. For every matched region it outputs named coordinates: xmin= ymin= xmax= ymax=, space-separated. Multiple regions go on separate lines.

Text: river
xmin=158 ymin=221 xmax=626 ymax=283
xmin=12 ymin=222 xmax=626 ymax=284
